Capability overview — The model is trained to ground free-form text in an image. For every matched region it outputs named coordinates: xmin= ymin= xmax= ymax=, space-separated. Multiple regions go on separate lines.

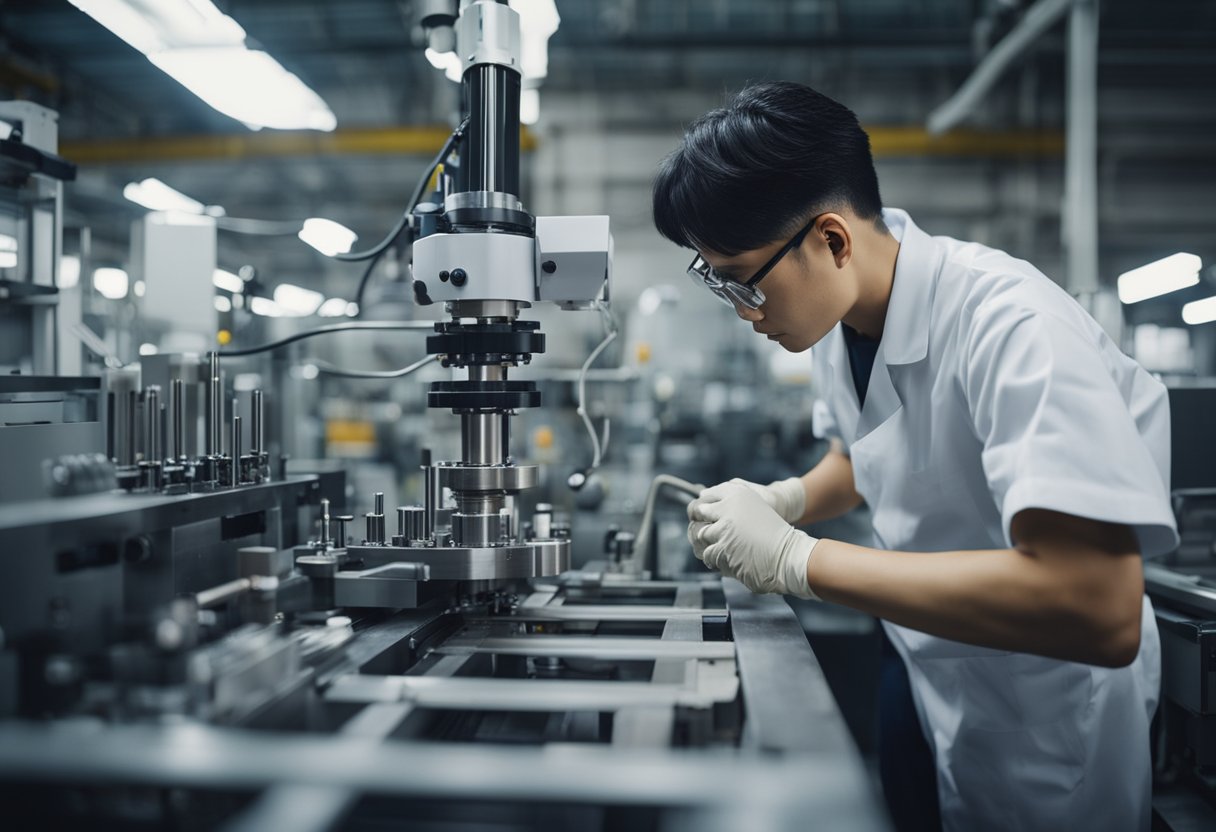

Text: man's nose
xmin=735 ymin=303 xmax=764 ymax=322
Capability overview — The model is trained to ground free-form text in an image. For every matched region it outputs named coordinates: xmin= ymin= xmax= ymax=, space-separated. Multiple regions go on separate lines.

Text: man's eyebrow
xmin=714 ymin=264 xmax=746 ymax=280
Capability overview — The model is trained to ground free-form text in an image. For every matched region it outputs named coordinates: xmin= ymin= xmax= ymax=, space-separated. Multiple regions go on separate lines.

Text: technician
xmin=652 ymin=81 xmax=1175 ymax=832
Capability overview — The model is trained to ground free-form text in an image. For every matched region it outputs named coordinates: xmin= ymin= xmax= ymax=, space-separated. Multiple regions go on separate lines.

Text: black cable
xmin=217 ymin=321 xmax=435 ymax=358
xmin=331 ymin=117 xmax=469 ymax=263
xmin=352 ymin=251 xmax=383 ymax=316
xmin=309 ymin=354 xmax=439 ymax=379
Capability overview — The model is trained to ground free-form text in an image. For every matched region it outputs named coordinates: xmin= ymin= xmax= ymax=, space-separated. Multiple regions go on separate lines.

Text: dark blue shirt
xmin=841 ymin=324 xmax=880 ymax=408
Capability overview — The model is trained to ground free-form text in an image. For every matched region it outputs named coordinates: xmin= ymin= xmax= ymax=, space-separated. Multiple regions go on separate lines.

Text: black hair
xmin=652 ymin=81 xmax=884 ymax=256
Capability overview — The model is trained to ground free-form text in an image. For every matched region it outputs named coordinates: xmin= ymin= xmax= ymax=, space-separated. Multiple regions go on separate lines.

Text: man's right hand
xmin=728 ymin=477 xmax=807 ymax=525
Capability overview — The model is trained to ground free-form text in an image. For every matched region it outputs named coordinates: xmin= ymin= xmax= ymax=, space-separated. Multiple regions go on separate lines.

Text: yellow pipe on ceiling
xmin=59 ymin=124 xmax=1061 ymax=166
xmin=866 ymin=126 xmax=1064 ymax=157
xmin=61 ymin=124 xmax=540 ymax=165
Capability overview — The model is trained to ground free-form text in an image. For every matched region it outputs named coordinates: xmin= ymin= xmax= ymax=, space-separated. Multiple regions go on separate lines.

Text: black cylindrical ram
xmin=460 ymin=63 xmax=521 ymax=197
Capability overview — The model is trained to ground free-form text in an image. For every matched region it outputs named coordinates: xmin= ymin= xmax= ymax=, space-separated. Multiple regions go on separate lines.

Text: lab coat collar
xmin=876 ymin=208 xmax=937 ymax=367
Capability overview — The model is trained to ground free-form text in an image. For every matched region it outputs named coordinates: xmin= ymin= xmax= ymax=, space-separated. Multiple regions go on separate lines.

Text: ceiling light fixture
xmin=1182 ymin=295 xmax=1216 ymax=326
xmin=273 ymin=283 xmax=325 ymax=316
xmin=93 ymin=267 xmax=129 ymax=300
xmin=298 ymin=218 xmax=358 ymax=256
xmin=212 ymin=268 xmax=245 ymax=293
xmin=1116 ymin=253 xmax=1202 ymax=305
xmin=68 ymin=0 xmax=335 ymax=132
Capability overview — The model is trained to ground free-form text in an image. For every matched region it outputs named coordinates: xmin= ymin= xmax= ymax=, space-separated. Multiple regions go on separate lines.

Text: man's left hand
xmin=687 ymin=481 xmax=821 ymax=599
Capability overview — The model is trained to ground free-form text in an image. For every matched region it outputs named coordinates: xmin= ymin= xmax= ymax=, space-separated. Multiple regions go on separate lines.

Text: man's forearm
xmin=795 ymin=441 xmax=864 ymax=526
xmin=806 ymin=527 xmax=1145 ymax=667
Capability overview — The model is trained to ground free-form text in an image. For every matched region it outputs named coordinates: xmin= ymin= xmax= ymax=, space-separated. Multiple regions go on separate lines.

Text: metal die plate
xmin=348 ymin=538 xmax=568 ymax=581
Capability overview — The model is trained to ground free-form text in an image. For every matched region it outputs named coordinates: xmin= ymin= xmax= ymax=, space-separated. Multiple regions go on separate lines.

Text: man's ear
xmin=816 ymin=213 xmax=853 ymax=269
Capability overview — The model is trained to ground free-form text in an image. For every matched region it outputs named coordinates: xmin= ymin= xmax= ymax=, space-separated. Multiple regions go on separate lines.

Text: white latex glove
xmin=687 ymin=482 xmax=820 ymax=599
xmin=732 ymin=476 xmax=807 ymax=525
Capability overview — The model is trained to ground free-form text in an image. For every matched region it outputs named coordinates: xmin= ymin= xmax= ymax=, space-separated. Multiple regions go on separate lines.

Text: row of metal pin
xmin=119 ymin=353 xmax=266 ymax=488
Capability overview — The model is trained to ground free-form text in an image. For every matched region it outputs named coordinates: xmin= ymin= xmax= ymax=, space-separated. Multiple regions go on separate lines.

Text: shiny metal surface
xmin=348 ymin=537 xmax=568 ymax=580
xmin=452 ymin=510 xmax=502 ymax=547
xmin=446 ymin=299 xmax=522 ymax=320
xmin=444 ymin=190 xmax=522 ymax=212
xmin=460 ymin=412 xmax=505 ymax=464
xmin=437 ymin=463 xmax=538 ymax=492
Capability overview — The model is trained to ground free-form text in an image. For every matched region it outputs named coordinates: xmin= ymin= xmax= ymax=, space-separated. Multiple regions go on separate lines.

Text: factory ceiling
xmin=0 ymin=0 xmax=1212 ymax=293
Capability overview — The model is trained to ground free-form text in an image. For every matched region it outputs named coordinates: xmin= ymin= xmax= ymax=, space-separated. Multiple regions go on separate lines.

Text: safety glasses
xmin=686 ymin=215 xmax=819 ymax=310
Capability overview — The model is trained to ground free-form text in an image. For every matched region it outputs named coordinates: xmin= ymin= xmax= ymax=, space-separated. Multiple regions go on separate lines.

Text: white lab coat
xmin=813 ymin=209 xmax=1177 ymax=831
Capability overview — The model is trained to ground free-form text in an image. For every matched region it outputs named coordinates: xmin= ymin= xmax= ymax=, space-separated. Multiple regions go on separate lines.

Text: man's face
xmin=699 ymin=222 xmax=856 ymax=353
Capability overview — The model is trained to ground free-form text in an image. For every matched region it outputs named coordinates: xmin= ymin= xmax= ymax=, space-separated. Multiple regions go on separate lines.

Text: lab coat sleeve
xmin=962 ymin=303 xmax=1178 ymax=556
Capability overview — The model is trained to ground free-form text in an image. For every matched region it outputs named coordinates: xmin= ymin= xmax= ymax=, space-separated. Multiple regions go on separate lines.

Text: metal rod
xmin=209 ymin=352 xmax=222 ymax=457
xmin=251 ymin=389 xmax=264 ymax=453
xmin=171 ymin=378 xmax=185 ymax=461
xmin=126 ymin=389 xmax=137 ymax=465
xmin=204 ymin=356 xmax=216 ymax=456
xmin=463 ymin=63 xmax=520 ymax=196
xmin=422 ymin=448 xmax=437 ymax=539
xmin=106 ymin=391 xmax=115 ymax=462
xmin=232 ymin=416 xmax=242 ymax=480
xmin=145 ymin=387 xmax=160 ymax=463
xmin=320 ymin=498 xmax=331 ymax=548
xmin=1065 ymin=0 xmax=1099 ymax=296
xmin=196 ymin=578 xmax=253 ymax=609
xmin=461 ymin=412 xmax=504 ymax=464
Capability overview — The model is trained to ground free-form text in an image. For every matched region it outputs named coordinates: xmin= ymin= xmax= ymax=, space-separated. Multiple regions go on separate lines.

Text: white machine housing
xmin=412 ymin=215 xmax=611 ymax=309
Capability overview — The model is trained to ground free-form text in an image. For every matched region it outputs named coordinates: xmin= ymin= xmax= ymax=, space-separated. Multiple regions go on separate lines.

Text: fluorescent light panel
xmin=213 ymin=268 xmax=244 ymax=293
xmin=1182 ymin=296 xmax=1216 ymax=326
xmin=1117 ymin=252 xmax=1202 ymax=304
xmin=249 ymin=296 xmax=283 ymax=317
xmin=124 ymin=178 xmax=205 ymax=213
xmin=317 ymin=297 xmax=349 ymax=317
xmin=273 ymin=283 xmax=324 ymax=316
xmin=299 ymin=218 xmax=357 ymax=256
xmin=69 ymin=0 xmax=334 ymax=132
xmin=93 ymin=267 xmax=129 ymax=300
xmin=150 ymin=48 xmax=336 ymax=131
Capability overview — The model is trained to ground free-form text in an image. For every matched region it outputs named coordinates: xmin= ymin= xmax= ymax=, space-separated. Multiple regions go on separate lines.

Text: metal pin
xmin=231 ymin=417 xmax=242 ymax=482
xmin=422 ymin=448 xmax=438 ymax=539
xmin=145 ymin=386 xmax=160 ymax=462
xmin=106 ymin=391 xmax=116 ymax=462
xmin=251 ymin=389 xmax=264 ymax=454
xmin=320 ymin=498 xmax=331 ymax=548
xmin=126 ymin=389 xmax=137 ymax=465
xmin=209 ymin=352 xmax=222 ymax=457
xmin=373 ymin=492 xmax=386 ymax=543
xmin=204 ymin=355 xmax=216 ymax=456
xmin=171 ymin=378 xmax=185 ymax=461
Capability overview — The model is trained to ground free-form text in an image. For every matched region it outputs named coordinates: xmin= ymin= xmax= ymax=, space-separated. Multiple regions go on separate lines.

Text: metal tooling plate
xmin=324 ymin=674 xmax=739 ymax=711
xmin=0 ymin=474 xmax=336 ymax=533
xmin=350 ymin=539 xmax=568 ymax=580
xmin=1146 ymin=563 xmax=1216 ymax=619
xmin=722 ymin=578 xmax=864 ymax=757
xmin=0 ymin=721 xmax=892 ymax=828
xmin=435 ymin=636 xmax=734 ymax=661
xmin=484 ymin=604 xmax=728 ymax=622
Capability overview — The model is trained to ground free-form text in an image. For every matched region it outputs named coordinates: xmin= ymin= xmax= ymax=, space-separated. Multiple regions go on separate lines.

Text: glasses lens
xmin=687 ymin=257 xmax=763 ymax=309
